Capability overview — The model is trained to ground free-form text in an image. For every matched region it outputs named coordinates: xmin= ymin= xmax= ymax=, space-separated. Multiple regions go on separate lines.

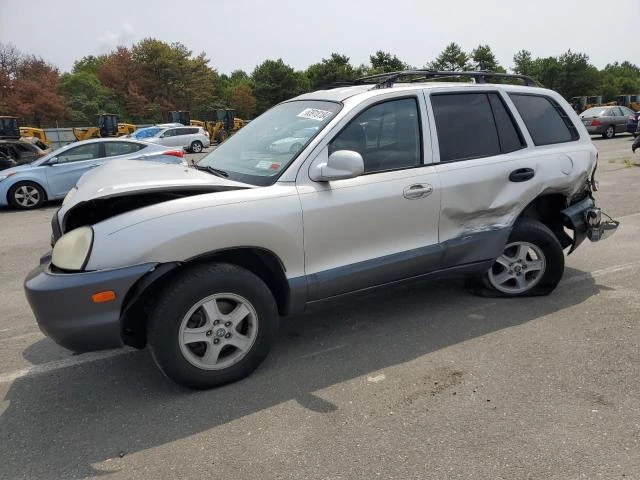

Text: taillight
xmin=591 ymin=119 xmax=601 ymax=126
xmin=163 ymin=149 xmax=185 ymax=158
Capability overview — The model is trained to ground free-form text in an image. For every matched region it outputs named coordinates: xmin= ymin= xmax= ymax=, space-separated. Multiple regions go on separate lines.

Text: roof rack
xmin=325 ymin=70 xmax=542 ymax=89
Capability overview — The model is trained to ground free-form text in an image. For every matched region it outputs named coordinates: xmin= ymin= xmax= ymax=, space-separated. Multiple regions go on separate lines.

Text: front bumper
xmin=562 ymin=196 xmax=619 ymax=254
xmin=24 ymin=260 xmax=157 ymax=352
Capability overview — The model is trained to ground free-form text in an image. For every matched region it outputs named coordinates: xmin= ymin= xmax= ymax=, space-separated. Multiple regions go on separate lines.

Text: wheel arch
xmin=120 ymin=246 xmax=293 ymax=349
xmin=515 ymin=193 xmax=573 ymax=249
xmin=6 ymin=177 xmax=49 ymax=204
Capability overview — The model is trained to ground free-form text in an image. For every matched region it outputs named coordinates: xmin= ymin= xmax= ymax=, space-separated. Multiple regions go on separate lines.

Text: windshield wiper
xmin=194 ymin=164 xmax=229 ymax=178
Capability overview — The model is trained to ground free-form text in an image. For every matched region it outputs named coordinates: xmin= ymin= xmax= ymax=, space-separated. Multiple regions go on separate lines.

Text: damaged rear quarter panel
xmin=435 ymin=147 xmax=595 ymax=243
xmin=84 ymin=184 xmax=305 ymax=278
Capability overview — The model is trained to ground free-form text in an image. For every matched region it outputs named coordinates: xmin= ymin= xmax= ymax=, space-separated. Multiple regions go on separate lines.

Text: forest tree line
xmin=1 ymin=39 xmax=639 ymax=127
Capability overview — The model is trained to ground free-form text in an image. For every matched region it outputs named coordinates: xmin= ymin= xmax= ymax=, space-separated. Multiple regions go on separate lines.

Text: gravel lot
xmin=0 ymin=135 xmax=638 ymax=480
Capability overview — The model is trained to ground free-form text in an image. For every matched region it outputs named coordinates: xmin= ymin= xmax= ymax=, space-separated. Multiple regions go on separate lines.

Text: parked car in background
xmin=626 ymin=111 xmax=640 ymax=136
xmin=268 ymin=126 xmax=319 ymax=153
xmin=143 ymin=125 xmax=211 ymax=153
xmin=0 ymin=138 xmax=187 ymax=210
xmin=580 ymin=105 xmax=636 ymax=138
xmin=0 ymin=139 xmax=51 ymax=165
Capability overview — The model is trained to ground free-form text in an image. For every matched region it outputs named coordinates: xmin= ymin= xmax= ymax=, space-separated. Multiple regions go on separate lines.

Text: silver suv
xmin=25 ymin=71 xmax=618 ymax=389
xmin=144 ymin=125 xmax=210 ymax=153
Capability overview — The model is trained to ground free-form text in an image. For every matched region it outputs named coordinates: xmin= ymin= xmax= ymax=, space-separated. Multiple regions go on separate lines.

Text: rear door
xmin=46 ymin=142 xmax=105 ymax=197
xmin=426 ymin=90 xmax=581 ymax=267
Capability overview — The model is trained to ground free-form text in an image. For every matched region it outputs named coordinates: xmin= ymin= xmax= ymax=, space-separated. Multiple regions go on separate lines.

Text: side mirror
xmin=310 ymin=149 xmax=364 ymax=182
xmin=46 ymin=157 xmax=58 ymax=165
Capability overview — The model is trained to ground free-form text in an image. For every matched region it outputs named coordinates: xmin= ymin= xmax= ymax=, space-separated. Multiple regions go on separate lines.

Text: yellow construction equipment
xmin=19 ymin=127 xmax=52 ymax=146
xmin=72 ymin=114 xmax=137 ymax=141
xmin=191 ymin=109 xmax=245 ymax=144
xmin=0 ymin=116 xmax=21 ymax=139
xmin=617 ymin=95 xmax=640 ymax=112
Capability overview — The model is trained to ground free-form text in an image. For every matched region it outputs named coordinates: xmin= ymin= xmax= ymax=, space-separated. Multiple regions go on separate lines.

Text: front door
xmin=46 ymin=142 xmax=104 ymax=197
xmin=297 ymin=96 xmax=441 ymax=301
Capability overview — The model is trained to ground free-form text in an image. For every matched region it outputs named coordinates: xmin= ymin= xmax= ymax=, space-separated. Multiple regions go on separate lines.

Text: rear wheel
xmin=603 ymin=125 xmax=615 ymax=139
xmin=469 ymin=219 xmax=565 ymax=297
xmin=190 ymin=141 xmax=203 ymax=153
xmin=8 ymin=181 xmax=45 ymax=210
xmin=147 ymin=263 xmax=279 ymax=389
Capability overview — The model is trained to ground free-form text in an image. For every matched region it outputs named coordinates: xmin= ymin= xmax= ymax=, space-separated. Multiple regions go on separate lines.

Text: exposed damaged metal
xmin=61 ymin=186 xmax=248 ymax=234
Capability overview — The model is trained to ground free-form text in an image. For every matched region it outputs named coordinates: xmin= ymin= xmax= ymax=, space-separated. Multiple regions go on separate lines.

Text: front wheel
xmin=148 ymin=263 xmax=279 ymax=389
xmin=8 ymin=181 xmax=45 ymax=210
xmin=470 ymin=219 xmax=565 ymax=297
xmin=603 ymin=125 xmax=615 ymax=139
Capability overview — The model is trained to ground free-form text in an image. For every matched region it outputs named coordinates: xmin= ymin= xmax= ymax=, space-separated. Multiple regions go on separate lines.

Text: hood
xmin=0 ymin=162 xmax=41 ymax=176
xmin=73 ymin=158 xmax=252 ymax=200
xmin=58 ymin=159 xmax=255 ymax=232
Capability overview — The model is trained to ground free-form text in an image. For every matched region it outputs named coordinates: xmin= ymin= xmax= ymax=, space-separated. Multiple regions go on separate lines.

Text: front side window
xmin=56 ymin=143 xmax=102 ymax=163
xmin=161 ymin=129 xmax=177 ymax=138
xmin=510 ymin=94 xmax=579 ymax=146
xmin=197 ymin=100 xmax=341 ymax=186
xmin=329 ymin=97 xmax=422 ymax=173
xmin=104 ymin=141 xmax=144 ymax=157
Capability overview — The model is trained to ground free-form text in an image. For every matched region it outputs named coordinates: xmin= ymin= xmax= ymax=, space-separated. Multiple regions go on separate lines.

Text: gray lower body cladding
xmin=24 ymin=261 xmax=158 ymax=352
xmin=304 ymin=228 xmax=511 ymax=303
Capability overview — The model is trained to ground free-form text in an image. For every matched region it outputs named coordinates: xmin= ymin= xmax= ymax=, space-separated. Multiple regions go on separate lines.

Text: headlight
xmin=62 ymin=187 xmax=77 ymax=206
xmin=51 ymin=226 xmax=94 ymax=270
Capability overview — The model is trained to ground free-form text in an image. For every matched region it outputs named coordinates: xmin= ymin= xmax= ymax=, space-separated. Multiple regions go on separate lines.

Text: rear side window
xmin=509 ymin=94 xmax=579 ymax=145
xmin=105 ymin=142 xmax=145 ymax=157
xmin=431 ymin=92 xmax=524 ymax=162
xmin=177 ymin=127 xmax=198 ymax=135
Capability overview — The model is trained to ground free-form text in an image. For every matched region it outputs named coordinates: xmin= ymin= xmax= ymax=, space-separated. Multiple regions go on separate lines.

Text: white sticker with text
xmin=297 ymin=108 xmax=333 ymax=121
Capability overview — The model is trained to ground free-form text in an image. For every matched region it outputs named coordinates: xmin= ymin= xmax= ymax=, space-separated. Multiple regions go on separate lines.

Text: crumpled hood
xmin=57 ymin=159 xmax=255 ymax=226
xmin=70 ymin=159 xmax=253 ymax=202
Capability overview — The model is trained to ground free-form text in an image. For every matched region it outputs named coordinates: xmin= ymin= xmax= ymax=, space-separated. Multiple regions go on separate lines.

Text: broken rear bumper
xmin=561 ymin=196 xmax=619 ymax=253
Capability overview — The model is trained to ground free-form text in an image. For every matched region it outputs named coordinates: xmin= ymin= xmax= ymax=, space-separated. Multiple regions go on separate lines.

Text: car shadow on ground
xmin=0 ymin=268 xmax=604 ymax=479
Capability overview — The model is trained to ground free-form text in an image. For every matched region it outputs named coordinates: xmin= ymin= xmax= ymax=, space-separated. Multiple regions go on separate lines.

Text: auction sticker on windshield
xmin=297 ymin=108 xmax=333 ymax=121
xmin=256 ymin=160 xmax=282 ymax=170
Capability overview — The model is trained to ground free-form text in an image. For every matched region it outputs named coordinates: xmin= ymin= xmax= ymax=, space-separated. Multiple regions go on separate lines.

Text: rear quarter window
xmin=509 ymin=94 xmax=579 ymax=146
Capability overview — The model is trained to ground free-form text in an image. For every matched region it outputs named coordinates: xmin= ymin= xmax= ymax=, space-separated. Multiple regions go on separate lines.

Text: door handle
xmin=403 ymin=183 xmax=433 ymax=199
xmin=509 ymin=168 xmax=535 ymax=182
xmin=91 ymin=163 xmax=101 ymax=167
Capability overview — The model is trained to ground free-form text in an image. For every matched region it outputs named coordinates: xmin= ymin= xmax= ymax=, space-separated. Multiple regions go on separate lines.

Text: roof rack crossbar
xmin=323 ymin=70 xmax=541 ymax=89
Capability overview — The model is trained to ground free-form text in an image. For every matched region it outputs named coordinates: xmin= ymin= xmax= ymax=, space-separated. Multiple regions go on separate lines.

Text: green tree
xmin=59 ymin=71 xmax=119 ymax=124
xmin=229 ymin=83 xmax=257 ymax=119
xmin=427 ymin=43 xmax=471 ymax=71
xmin=252 ymin=59 xmax=306 ymax=113
xmin=72 ymin=55 xmax=106 ymax=75
xmin=369 ymin=50 xmax=407 ymax=73
xmin=471 ymin=45 xmax=503 ymax=72
xmin=512 ymin=50 xmax=534 ymax=76
xmin=555 ymin=50 xmax=599 ymax=99
xmin=306 ymin=53 xmax=358 ymax=90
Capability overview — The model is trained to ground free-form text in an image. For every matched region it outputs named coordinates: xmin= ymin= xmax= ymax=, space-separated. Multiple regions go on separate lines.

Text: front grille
xmin=50 ymin=210 xmax=62 ymax=246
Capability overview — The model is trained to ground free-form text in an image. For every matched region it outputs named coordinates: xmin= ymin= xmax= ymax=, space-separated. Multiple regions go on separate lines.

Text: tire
xmin=190 ymin=141 xmax=203 ymax=153
xmin=469 ymin=218 xmax=565 ymax=298
xmin=147 ymin=262 xmax=279 ymax=389
xmin=602 ymin=125 xmax=615 ymax=139
xmin=215 ymin=130 xmax=227 ymax=144
xmin=8 ymin=181 xmax=45 ymax=210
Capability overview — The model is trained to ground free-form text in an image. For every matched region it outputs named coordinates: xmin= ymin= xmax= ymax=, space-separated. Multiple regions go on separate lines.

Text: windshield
xmin=197 ymin=100 xmax=341 ymax=186
xmin=131 ymin=127 xmax=163 ymax=139
xmin=580 ymin=108 xmax=607 ymax=117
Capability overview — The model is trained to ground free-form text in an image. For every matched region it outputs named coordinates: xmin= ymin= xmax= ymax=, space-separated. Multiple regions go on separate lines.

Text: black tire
xmin=190 ymin=141 xmax=203 ymax=153
xmin=468 ymin=218 xmax=565 ymax=298
xmin=602 ymin=125 xmax=615 ymax=139
xmin=147 ymin=262 xmax=279 ymax=389
xmin=8 ymin=181 xmax=45 ymax=210
xmin=215 ymin=130 xmax=227 ymax=144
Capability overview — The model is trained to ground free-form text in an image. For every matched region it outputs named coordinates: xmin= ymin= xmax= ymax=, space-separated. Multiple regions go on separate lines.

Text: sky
xmin=1 ymin=0 xmax=638 ymax=75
